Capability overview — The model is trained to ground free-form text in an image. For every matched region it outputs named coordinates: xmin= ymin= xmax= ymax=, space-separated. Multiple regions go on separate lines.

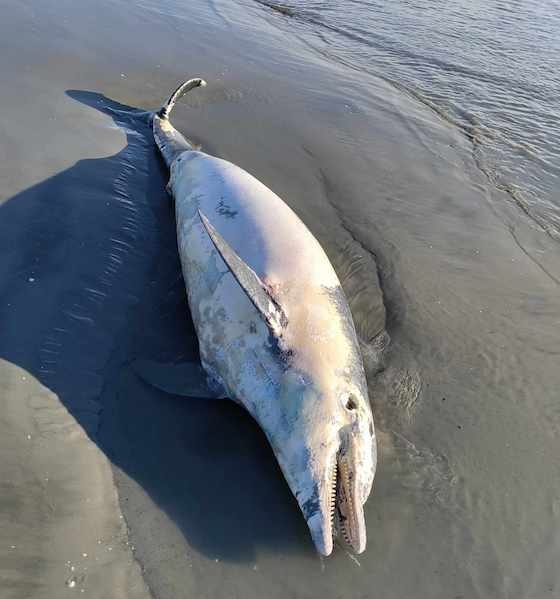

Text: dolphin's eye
xmin=345 ymin=395 xmax=357 ymax=411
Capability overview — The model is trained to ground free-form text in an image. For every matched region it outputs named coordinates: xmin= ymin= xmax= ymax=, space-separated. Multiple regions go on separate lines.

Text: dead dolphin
xmin=142 ymin=77 xmax=377 ymax=555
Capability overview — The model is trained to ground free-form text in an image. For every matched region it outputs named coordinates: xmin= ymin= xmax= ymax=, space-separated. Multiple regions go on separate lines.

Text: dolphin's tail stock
xmin=153 ymin=77 xmax=207 ymax=168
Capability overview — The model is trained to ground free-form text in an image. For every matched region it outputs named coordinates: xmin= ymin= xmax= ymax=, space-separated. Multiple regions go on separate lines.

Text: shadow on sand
xmin=0 ymin=90 xmax=311 ymax=562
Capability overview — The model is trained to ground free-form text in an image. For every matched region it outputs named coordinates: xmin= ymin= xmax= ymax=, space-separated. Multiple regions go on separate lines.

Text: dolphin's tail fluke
xmin=157 ymin=77 xmax=207 ymax=120
xmin=153 ymin=77 xmax=207 ymax=168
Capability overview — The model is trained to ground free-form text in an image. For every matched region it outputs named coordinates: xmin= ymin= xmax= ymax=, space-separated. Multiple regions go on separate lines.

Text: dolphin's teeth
xmin=341 ymin=521 xmax=350 ymax=543
xmin=330 ymin=460 xmax=338 ymax=527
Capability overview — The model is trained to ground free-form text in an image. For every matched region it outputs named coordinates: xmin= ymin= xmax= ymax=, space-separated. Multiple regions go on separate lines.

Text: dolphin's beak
xmin=304 ymin=438 xmax=367 ymax=556
xmin=307 ymin=511 xmax=334 ymax=556
xmin=302 ymin=447 xmax=338 ymax=557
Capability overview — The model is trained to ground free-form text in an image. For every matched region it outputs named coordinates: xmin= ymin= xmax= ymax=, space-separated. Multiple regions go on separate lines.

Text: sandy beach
xmin=1 ymin=1 xmax=559 ymax=598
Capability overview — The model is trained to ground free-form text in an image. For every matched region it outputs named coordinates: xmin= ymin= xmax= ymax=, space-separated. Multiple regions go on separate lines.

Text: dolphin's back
xmin=171 ymin=151 xmax=339 ymax=289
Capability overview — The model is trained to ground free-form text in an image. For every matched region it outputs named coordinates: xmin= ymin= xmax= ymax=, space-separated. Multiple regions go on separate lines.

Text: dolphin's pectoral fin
xmin=198 ymin=209 xmax=288 ymax=334
xmin=132 ymin=359 xmax=228 ymax=399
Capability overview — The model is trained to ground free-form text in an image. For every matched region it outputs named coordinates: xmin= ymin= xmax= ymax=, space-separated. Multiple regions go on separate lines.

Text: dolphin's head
xmin=272 ymin=367 xmax=376 ymax=556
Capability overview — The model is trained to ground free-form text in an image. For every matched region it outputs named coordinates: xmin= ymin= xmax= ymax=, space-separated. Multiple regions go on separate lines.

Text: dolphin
xmin=141 ymin=77 xmax=377 ymax=555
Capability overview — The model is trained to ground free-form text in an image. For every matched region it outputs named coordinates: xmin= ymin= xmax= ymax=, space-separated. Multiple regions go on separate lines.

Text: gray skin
xmin=150 ymin=78 xmax=377 ymax=556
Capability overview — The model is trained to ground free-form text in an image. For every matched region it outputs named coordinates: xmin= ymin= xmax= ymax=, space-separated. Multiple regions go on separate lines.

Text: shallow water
xmin=254 ymin=0 xmax=560 ymax=238
xmin=1 ymin=1 xmax=559 ymax=598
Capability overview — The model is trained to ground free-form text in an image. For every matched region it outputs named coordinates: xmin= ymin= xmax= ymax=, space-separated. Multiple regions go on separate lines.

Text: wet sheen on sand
xmin=0 ymin=1 xmax=559 ymax=598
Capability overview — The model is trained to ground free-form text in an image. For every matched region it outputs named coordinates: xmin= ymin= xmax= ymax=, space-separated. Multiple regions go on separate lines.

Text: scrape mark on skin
xmin=216 ymin=198 xmax=238 ymax=219
xmin=301 ymin=496 xmax=321 ymax=520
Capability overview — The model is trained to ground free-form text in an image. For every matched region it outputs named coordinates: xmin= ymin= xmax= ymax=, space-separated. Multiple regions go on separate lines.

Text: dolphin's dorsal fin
xmin=198 ymin=209 xmax=288 ymax=333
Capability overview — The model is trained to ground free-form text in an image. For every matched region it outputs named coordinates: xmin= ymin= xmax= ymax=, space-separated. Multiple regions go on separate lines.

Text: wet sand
xmin=1 ymin=1 xmax=559 ymax=598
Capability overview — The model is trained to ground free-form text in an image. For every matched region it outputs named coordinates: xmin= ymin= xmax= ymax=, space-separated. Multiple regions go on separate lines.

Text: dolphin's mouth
xmin=329 ymin=443 xmax=366 ymax=554
xmin=304 ymin=435 xmax=367 ymax=556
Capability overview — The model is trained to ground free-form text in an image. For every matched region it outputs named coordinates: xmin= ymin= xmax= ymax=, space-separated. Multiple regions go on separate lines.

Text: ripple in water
xmin=252 ymin=0 xmax=560 ymax=239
